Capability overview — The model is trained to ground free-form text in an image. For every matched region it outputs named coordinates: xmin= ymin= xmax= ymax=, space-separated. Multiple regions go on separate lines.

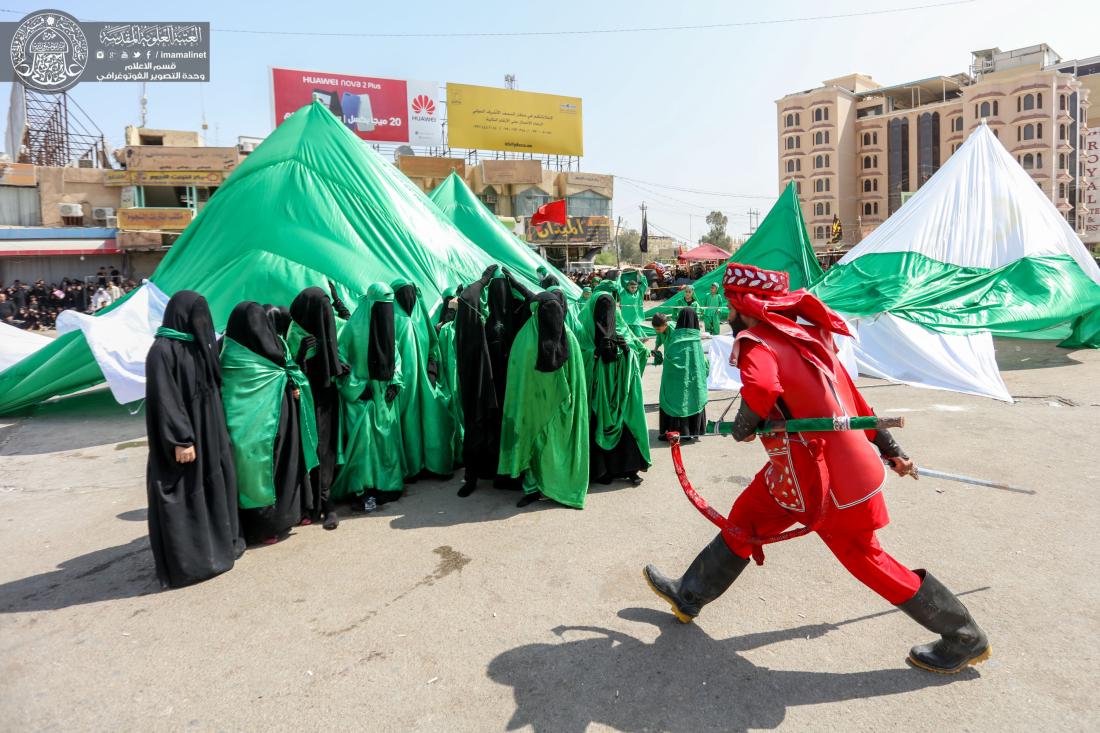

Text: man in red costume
xmin=644 ymin=264 xmax=990 ymax=674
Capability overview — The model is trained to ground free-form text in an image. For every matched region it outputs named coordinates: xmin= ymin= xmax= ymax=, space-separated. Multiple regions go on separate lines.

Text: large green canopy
xmin=0 ymin=102 xmax=528 ymax=414
xmin=428 ymin=171 xmax=582 ymax=303
xmin=646 ymin=182 xmax=824 ymax=318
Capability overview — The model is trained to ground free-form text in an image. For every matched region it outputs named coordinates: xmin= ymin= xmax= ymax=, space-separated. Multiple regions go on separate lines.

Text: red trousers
xmin=724 ymin=472 xmax=921 ymax=605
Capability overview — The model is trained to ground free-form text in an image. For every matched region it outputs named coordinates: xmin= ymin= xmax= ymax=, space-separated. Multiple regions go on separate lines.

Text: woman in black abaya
xmin=289 ymin=287 xmax=347 ymax=530
xmin=145 ymin=290 xmax=243 ymax=589
xmin=222 ymin=302 xmax=312 ymax=545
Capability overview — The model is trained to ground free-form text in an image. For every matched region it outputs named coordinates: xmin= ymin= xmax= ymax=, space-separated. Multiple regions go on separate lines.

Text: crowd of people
xmin=0 ymin=267 xmax=139 ymax=331
xmin=145 ymin=265 xmax=715 ymax=590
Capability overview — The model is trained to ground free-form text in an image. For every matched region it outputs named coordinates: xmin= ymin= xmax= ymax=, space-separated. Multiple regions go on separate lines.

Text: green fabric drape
xmin=220 ymin=337 xmax=319 ymax=509
xmin=436 ymin=319 xmax=465 ymax=460
xmin=331 ymin=284 xmax=405 ymax=498
xmin=658 ymin=326 xmax=709 ymax=417
xmin=579 ymin=292 xmax=652 ymax=464
xmin=619 ymin=272 xmax=655 ymax=339
xmin=499 ymin=302 xmax=590 ymax=509
xmin=391 ymin=277 xmax=456 ymax=476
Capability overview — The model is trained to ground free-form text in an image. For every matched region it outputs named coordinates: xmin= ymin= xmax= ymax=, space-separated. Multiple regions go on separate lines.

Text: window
xmin=1036 ymin=93 xmax=1042 ymax=109
xmin=979 ymin=101 xmax=991 ymax=118
xmin=888 ymin=117 xmax=910 ymax=215
xmin=1022 ymin=153 xmax=1035 ymax=169
xmin=1022 ymin=124 xmax=1035 ymax=141
xmin=814 ymin=154 xmax=826 ymax=169
xmin=863 ymin=155 xmax=873 ymax=169
xmin=1059 ymin=183 xmax=1067 ymax=199
xmin=1060 ymin=95 xmax=1067 ymax=111
xmin=952 ymin=116 xmax=963 ymax=132
xmin=1059 ymin=153 xmax=1067 ymax=170
xmin=863 ymin=179 xmax=872 ymax=193
xmin=917 ymin=112 xmax=941 ymax=187
xmin=1035 ymin=153 xmax=1042 ymax=168
xmin=814 ymin=131 xmax=829 ymax=145
xmin=873 ymin=201 xmax=879 ymax=214
xmin=785 ymin=113 xmax=795 ymax=127
xmin=795 ymin=181 xmax=802 ymax=194
xmin=1023 ymin=94 xmax=1034 ymax=111
xmin=1037 ymin=123 xmax=1043 ymax=139
xmin=872 ymin=131 xmax=878 ymax=144
xmin=815 ymin=202 xmax=824 ymax=216
xmin=1059 ymin=124 xmax=1067 ymax=141
xmin=814 ymin=225 xmax=826 ymax=240
xmin=512 ymin=188 xmax=551 ymax=217
xmin=565 ymin=190 xmax=610 ymax=218
xmin=786 ymin=159 xmax=797 ymax=173
xmin=862 ymin=132 xmax=871 ymax=146
xmin=864 ymin=202 xmax=873 ymax=216
xmin=814 ymin=106 xmax=830 ymax=123
xmin=824 ymin=154 xmax=830 ymax=167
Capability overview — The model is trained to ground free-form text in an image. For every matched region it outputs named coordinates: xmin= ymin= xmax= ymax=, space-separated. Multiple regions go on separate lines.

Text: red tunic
xmin=735 ymin=321 xmax=889 ymax=534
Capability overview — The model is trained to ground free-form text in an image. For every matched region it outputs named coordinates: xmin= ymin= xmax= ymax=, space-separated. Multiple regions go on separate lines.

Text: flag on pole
xmin=530 ymin=199 xmax=567 ymax=226
xmin=639 ymin=209 xmax=649 ymax=252
xmin=828 ymin=214 xmax=843 ymax=244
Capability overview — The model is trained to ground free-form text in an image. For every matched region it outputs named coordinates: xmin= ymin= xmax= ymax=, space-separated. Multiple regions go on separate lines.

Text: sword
xmin=909 ymin=465 xmax=1036 ymax=496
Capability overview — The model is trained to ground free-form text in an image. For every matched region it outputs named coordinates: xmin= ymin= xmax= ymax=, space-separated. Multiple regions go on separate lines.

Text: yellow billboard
xmin=446 ymin=83 xmax=583 ymax=156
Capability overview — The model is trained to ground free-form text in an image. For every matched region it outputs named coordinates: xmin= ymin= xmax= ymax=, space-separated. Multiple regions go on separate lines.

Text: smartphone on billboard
xmin=311 ymin=89 xmax=343 ymax=118
xmin=342 ymin=92 xmax=375 ymax=132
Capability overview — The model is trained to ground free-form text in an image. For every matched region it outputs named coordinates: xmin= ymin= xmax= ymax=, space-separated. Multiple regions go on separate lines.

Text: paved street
xmin=1 ymin=338 xmax=1097 ymax=732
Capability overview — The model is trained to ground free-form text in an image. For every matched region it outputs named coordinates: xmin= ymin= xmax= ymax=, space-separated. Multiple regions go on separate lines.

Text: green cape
xmin=499 ymin=301 xmax=591 ymax=509
xmin=658 ymin=326 xmax=709 ymax=417
xmin=578 ymin=292 xmax=652 ymax=465
xmin=220 ymin=337 xmax=319 ymax=509
xmin=391 ymin=278 xmax=456 ymax=476
xmin=697 ymin=289 xmax=726 ymax=335
xmin=619 ymin=273 xmax=655 ymax=339
xmin=436 ymin=319 xmax=464 ymax=461
xmin=331 ymin=284 xmax=405 ymax=498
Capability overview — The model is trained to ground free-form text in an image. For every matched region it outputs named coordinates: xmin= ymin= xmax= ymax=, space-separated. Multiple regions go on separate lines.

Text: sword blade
xmin=916 ymin=467 xmax=1036 ymax=496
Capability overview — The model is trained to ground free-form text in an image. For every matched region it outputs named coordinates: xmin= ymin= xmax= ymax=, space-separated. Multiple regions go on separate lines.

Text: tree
xmin=594 ymin=251 xmax=617 ymax=266
xmin=615 ymin=227 xmax=643 ymax=264
xmin=700 ymin=210 xmax=733 ymax=249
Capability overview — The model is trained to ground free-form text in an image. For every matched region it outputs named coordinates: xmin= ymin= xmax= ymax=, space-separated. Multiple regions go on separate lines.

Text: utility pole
xmin=747 ymin=208 xmax=760 ymax=234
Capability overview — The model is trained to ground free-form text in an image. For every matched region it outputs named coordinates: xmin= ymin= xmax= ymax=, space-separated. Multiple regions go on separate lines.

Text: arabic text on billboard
xmin=526 ymin=216 xmax=609 ymax=244
xmin=446 ymin=83 xmax=582 ymax=156
xmin=272 ymin=68 xmax=442 ymax=146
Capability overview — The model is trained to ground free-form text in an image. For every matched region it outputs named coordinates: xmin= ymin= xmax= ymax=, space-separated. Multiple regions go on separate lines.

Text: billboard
xmin=526 ymin=216 xmax=609 ymax=244
xmin=446 ymin=83 xmax=583 ymax=156
xmin=1083 ymin=128 xmax=1099 ymax=244
xmin=272 ymin=67 xmax=442 ymax=146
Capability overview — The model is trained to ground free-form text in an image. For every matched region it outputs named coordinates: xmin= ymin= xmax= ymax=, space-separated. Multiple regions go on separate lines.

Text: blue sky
xmin=4 ymin=0 xmax=1098 ymax=240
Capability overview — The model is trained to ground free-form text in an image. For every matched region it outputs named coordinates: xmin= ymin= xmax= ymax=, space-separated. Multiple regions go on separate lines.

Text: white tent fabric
xmin=838 ymin=123 xmax=1100 ymax=281
xmin=55 ymin=281 xmax=170 ymax=405
xmin=706 ymin=333 xmax=858 ymax=392
xmin=0 ymin=322 xmax=52 ymax=371
xmin=829 ymin=122 xmax=1100 ymax=401
xmin=848 ymin=314 xmax=1011 ymax=402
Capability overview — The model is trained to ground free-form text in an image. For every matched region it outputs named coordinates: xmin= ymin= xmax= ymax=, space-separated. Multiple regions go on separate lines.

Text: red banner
xmin=271 ymin=67 xmax=442 ymax=146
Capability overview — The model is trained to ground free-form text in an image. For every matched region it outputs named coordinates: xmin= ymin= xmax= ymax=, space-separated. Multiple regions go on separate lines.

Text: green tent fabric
xmin=498 ymin=301 xmax=590 ymax=509
xmin=658 ymin=325 xmax=708 ymax=418
xmin=220 ymin=337 xmax=319 ymax=509
xmin=578 ymin=291 xmax=651 ymax=465
xmin=391 ymin=277 xmax=455 ymax=476
xmin=646 ymin=181 xmax=824 ymax=318
xmin=429 ymin=172 xmax=582 ymax=304
xmin=0 ymin=101 xmax=519 ymax=415
xmin=331 ymin=285 xmax=405 ymax=499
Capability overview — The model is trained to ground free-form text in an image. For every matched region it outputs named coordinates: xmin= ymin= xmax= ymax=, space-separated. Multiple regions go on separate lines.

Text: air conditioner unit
xmin=77 ymin=159 xmax=94 ymax=168
xmin=58 ymin=203 xmax=83 ymax=217
xmin=105 ymin=215 xmax=118 ymax=228
xmin=92 ymin=206 xmax=115 ymax=221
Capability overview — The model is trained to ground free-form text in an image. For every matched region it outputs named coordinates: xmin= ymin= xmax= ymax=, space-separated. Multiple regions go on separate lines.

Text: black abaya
xmin=290 ymin=288 xmax=344 ymax=521
xmin=224 ymin=302 xmax=308 ymax=544
xmin=145 ymin=290 xmax=242 ymax=589
xmin=454 ymin=269 xmax=502 ymax=488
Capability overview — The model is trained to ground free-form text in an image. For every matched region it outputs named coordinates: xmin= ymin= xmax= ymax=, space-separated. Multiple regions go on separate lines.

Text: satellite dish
xmin=395 ymin=145 xmax=416 ymax=161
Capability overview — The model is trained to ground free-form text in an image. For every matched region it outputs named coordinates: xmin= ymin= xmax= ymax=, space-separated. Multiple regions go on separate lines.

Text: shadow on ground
xmin=0 ymin=389 xmax=146 ymax=456
xmin=994 ymin=338 xmax=1083 ymax=372
xmin=488 ymin=606 xmax=975 ymax=733
xmin=0 ymin=536 xmax=159 ymax=613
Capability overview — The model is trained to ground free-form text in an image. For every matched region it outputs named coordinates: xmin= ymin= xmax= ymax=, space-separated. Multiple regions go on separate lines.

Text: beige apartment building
xmin=777 ymin=44 xmax=1098 ymax=247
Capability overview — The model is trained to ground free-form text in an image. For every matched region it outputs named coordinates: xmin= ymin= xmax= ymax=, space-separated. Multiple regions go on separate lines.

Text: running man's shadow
xmin=488 ymin=606 xmax=975 ymax=733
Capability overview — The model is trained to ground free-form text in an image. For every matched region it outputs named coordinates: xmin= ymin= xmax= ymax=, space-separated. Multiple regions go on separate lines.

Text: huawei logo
xmin=411 ymin=95 xmax=435 ymax=115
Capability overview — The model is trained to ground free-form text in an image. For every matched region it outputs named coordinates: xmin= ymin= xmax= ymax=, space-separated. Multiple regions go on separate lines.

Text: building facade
xmin=777 ymin=44 xmax=1097 ymax=247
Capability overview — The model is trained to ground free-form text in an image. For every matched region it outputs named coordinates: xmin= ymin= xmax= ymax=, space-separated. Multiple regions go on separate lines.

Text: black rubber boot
xmin=643 ymin=534 xmax=749 ymax=623
xmin=897 ymin=569 xmax=991 ymax=674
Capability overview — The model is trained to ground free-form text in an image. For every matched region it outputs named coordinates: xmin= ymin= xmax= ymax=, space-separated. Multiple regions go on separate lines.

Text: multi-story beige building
xmin=777 ymin=44 xmax=1098 ymax=247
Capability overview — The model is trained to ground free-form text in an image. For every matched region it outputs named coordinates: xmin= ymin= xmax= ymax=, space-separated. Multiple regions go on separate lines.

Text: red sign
xmin=271 ymin=67 xmax=442 ymax=146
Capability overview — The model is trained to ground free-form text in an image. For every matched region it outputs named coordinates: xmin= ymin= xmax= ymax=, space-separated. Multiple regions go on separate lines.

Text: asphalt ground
xmin=1 ymin=337 xmax=1097 ymax=732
